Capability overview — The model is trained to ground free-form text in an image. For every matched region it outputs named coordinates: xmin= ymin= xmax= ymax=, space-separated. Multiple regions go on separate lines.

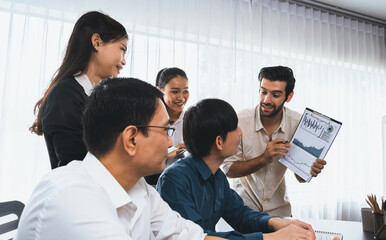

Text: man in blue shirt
xmin=157 ymin=98 xmax=316 ymax=240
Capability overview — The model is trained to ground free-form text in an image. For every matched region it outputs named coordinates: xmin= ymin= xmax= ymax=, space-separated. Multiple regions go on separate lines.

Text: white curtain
xmin=0 ymin=0 xmax=385 ymax=221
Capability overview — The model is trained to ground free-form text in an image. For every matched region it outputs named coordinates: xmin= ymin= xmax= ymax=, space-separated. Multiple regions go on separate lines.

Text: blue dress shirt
xmin=157 ymin=154 xmax=272 ymax=240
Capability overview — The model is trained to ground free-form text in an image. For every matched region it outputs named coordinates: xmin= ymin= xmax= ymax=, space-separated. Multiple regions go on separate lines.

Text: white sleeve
xmin=16 ymin=182 xmax=132 ymax=240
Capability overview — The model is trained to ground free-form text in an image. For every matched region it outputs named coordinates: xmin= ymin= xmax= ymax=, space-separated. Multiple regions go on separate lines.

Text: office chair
xmin=0 ymin=200 xmax=25 ymax=240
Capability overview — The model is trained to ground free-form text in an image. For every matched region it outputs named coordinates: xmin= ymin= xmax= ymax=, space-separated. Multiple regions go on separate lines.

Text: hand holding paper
xmin=262 ymin=139 xmax=291 ymax=164
xmin=310 ymin=158 xmax=326 ymax=177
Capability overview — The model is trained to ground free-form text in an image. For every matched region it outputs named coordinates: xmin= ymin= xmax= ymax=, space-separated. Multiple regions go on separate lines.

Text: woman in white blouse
xmin=145 ymin=67 xmax=189 ymax=185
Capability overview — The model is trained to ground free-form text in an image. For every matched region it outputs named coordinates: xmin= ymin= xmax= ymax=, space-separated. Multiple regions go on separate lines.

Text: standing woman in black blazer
xmin=30 ymin=11 xmax=128 ymax=169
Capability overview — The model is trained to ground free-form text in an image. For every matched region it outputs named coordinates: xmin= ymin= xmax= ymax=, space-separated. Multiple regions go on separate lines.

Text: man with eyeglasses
xmin=16 ymin=78 xmax=224 ymax=240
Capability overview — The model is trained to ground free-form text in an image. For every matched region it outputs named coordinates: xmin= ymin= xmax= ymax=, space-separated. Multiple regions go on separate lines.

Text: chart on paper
xmin=279 ymin=108 xmax=342 ymax=182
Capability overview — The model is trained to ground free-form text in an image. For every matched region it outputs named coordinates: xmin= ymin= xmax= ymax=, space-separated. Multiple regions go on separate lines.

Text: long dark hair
xmin=30 ymin=11 xmax=127 ymax=135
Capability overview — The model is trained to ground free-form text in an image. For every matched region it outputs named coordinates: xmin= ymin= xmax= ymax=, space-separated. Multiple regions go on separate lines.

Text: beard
xmin=260 ymin=100 xmax=285 ymax=118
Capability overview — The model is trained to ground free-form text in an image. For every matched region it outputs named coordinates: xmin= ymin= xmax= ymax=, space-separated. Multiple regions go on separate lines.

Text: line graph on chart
xmin=282 ymin=148 xmax=314 ymax=176
xmin=300 ymin=113 xmax=335 ymax=143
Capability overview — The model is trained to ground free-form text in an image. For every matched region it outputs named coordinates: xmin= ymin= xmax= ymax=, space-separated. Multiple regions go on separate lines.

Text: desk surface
xmin=302 ymin=218 xmax=373 ymax=240
xmin=216 ymin=217 xmax=374 ymax=239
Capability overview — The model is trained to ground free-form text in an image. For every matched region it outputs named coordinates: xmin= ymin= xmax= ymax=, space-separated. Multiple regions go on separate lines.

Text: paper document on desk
xmin=279 ymin=108 xmax=342 ymax=182
xmin=315 ymin=230 xmax=343 ymax=239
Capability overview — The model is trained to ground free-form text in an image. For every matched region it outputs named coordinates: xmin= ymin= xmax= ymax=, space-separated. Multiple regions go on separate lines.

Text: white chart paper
xmin=279 ymin=108 xmax=342 ymax=182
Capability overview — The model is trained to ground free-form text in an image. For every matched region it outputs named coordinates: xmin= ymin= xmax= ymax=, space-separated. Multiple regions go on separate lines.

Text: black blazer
xmin=42 ymin=76 xmax=88 ymax=169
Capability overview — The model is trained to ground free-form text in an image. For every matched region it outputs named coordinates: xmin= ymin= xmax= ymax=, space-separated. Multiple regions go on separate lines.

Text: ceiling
xmin=313 ymin=0 xmax=386 ymax=22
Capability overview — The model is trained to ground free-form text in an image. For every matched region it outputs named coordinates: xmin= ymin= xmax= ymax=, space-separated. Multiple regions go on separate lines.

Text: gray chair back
xmin=0 ymin=200 xmax=25 ymax=240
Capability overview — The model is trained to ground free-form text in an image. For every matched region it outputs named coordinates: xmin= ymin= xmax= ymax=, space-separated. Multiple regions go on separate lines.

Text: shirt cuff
xmin=256 ymin=232 xmax=263 ymax=240
xmin=260 ymin=215 xmax=273 ymax=232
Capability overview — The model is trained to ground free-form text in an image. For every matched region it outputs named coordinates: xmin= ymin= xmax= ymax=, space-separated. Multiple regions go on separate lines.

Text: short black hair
xmin=82 ymin=77 xmax=163 ymax=157
xmin=183 ymin=98 xmax=238 ymax=158
xmin=155 ymin=67 xmax=188 ymax=88
xmin=258 ymin=66 xmax=296 ymax=99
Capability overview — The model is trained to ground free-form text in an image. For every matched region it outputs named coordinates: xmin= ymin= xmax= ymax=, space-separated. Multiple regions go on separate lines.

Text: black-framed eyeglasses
xmin=134 ymin=125 xmax=175 ymax=137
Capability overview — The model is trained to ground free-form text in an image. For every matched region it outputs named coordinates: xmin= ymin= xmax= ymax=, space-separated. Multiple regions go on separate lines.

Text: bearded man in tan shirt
xmin=222 ymin=66 xmax=326 ymax=217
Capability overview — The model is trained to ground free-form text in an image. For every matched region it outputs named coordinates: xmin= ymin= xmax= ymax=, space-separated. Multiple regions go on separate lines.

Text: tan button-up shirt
xmin=222 ymin=105 xmax=301 ymax=217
